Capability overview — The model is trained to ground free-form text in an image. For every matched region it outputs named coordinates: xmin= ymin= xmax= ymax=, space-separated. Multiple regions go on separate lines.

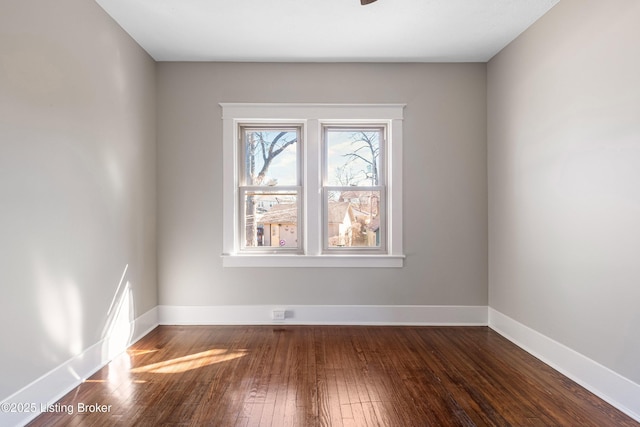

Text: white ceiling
xmin=95 ymin=0 xmax=559 ymax=62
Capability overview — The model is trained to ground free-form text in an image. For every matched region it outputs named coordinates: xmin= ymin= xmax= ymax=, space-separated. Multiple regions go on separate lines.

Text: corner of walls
xmin=487 ymin=0 xmax=640 ymax=422
xmin=489 ymin=308 xmax=640 ymax=423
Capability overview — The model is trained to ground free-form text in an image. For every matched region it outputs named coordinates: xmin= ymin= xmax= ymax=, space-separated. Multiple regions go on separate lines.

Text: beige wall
xmin=0 ymin=0 xmax=157 ymax=400
xmin=156 ymin=62 xmax=487 ymax=307
xmin=488 ymin=0 xmax=640 ymax=383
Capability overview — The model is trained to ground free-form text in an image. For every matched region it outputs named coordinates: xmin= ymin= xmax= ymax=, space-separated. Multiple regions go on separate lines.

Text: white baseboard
xmin=7 ymin=306 xmax=636 ymax=425
xmin=488 ymin=308 xmax=640 ymax=423
xmin=0 ymin=307 xmax=158 ymax=427
xmin=158 ymin=304 xmax=488 ymax=326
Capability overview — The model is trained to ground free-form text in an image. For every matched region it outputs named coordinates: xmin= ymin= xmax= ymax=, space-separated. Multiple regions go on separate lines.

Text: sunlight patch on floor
xmin=128 ymin=348 xmax=159 ymax=356
xmin=131 ymin=349 xmax=248 ymax=374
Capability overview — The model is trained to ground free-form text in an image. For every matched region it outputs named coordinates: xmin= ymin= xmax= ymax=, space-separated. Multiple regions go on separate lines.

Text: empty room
xmin=1 ymin=0 xmax=639 ymax=425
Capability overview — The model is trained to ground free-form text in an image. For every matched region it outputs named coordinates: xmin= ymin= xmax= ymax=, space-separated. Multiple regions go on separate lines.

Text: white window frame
xmin=238 ymin=124 xmax=304 ymax=253
xmin=321 ymin=124 xmax=387 ymax=254
xmin=221 ymin=103 xmax=405 ymax=268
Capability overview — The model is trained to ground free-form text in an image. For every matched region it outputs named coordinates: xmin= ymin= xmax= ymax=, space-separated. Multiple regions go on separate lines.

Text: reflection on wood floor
xmin=28 ymin=325 xmax=639 ymax=426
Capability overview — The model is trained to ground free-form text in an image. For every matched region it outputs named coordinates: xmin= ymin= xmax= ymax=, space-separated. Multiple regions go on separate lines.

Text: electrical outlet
xmin=272 ymin=309 xmax=286 ymax=321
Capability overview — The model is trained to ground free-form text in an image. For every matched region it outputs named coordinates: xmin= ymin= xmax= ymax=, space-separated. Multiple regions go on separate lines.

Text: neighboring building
xmin=257 ymin=203 xmax=298 ymax=247
xmin=258 ymin=201 xmax=359 ymax=248
xmin=327 ymin=202 xmax=356 ymax=247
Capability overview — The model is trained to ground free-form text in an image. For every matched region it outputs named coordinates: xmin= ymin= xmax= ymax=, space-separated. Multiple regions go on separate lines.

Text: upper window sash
xmin=322 ymin=125 xmax=386 ymax=186
xmin=239 ymin=125 xmax=302 ymax=187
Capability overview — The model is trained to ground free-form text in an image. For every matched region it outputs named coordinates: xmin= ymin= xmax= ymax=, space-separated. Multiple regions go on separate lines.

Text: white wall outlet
xmin=272 ymin=309 xmax=286 ymax=321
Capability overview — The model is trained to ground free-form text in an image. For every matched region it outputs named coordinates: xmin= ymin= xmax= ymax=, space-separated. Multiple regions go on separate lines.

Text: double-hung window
xmin=221 ymin=104 xmax=404 ymax=267
xmin=323 ymin=125 xmax=385 ymax=252
xmin=239 ymin=125 xmax=303 ymax=252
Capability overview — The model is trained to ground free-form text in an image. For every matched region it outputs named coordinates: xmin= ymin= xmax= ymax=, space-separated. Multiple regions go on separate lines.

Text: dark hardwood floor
xmin=28 ymin=325 xmax=638 ymax=426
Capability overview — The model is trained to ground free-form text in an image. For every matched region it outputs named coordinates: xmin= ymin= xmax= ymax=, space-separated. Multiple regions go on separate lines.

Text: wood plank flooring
xmin=28 ymin=326 xmax=638 ymax=426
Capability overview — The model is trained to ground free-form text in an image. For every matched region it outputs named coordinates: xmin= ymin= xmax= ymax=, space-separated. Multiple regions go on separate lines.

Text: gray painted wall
xmin=0 ymin=0 xmax=157 ymax=400
xmin=156 ymin=62 xmax=487 ymax=307
xmin=488 ymin=0 xmax=640 ymax=383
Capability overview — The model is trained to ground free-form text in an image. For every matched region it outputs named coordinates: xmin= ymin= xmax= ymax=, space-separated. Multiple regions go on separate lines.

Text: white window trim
xmin=220 ymin=103 xmax=405 ymax=268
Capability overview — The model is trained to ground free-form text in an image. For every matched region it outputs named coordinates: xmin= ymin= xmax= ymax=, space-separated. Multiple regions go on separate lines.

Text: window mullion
xmin=305 ymin=119 xmax=321 ymax=256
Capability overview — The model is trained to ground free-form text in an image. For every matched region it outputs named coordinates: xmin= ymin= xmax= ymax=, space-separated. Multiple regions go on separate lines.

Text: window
xmin=221 ymin=103 xmax=405 ymax=267
xmin=323 ymin=126 xmax=385 ymax=252
xmin=239 ymin=126 xmax=302 ymax=252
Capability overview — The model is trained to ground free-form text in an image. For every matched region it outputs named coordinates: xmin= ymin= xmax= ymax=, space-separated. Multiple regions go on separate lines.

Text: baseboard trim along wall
xmin=157 ymin=304 xmax=489 ymax=326
xmin=4 ymin=306 xmax=639 ymax=425
xmin=0 ymin=307 xmax=159 ymax=427
xmin=488 ymin=308 xmax=640 ymax=423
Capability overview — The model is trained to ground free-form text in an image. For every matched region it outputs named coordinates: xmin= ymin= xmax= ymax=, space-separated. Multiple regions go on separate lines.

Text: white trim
xmin=0 ymin=307 xmax=159 ymax=427
xmin=304 ymin=119 xmax=322 ymax=255
xmin=388 ymin=118 xmax=403 ymax=254
xmin=130 ymin=306 xmax=159 ymax=343
xmin=488 ymin=308 xmax=640 ymax=423
xmin=220 ymin=103 xmax=406 ymax=120
xmin=221 ymin=254 xmax=405 ymax=268
xmin=158 ymin=304 xmax=488 ymax=326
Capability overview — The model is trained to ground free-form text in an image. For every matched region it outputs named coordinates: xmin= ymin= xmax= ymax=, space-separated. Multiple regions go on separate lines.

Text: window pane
xmin=326 ymin=190 xmax=381 ymax=248
xmin=243 ymin=129 xmax=298 ymax=186
xmin=326 ymin=129 xmax=382 ymax=186
xmin=243 ymin=192 xmax=299 ymax=248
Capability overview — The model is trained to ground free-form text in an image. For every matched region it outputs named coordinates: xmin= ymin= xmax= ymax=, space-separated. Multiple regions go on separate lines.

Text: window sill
xmin=221 ymin=254 xmax=405 ymax=268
